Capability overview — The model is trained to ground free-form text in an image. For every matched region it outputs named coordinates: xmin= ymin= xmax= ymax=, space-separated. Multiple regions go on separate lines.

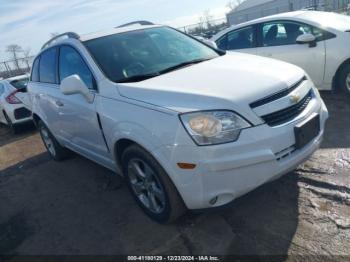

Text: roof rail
xmin=41 ymin=32 xmax=80 ymax=50
xmin=116 ymin=20 xmax=154 ymax=28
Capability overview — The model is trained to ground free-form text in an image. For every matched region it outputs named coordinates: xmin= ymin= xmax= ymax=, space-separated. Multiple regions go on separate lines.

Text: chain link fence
xmin=0 ymin=56 xmax=34 ymax=79
xmin=177 ymin=18 xmax=229 ymax=38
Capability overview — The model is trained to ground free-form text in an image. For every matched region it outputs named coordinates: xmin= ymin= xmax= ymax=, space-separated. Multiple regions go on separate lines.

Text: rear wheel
xmin=3 ymin=111 xmax=19 ymax=134
xmin=338 ymin=64 xmax=350 ymax=96
xmin=38 ymin=120 xmax=70 ymax=161
xmin=122 ymin=145 xmax=186 ymax=223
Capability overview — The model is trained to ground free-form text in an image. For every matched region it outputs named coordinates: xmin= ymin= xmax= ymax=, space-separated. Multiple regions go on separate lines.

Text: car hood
xmin=118 ymin=53 xmax=305 ymax=122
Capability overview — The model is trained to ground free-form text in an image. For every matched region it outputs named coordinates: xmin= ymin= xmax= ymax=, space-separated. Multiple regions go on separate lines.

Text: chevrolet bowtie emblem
xmin=290 ymin=94 xmax=300 ymax=103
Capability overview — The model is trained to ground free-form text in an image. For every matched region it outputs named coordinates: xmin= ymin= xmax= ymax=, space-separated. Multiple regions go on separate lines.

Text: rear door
xmin=256 ymin=20 xmax=326 ymax=87
xmin=215 ymin=25 xmax=259 ymax=55
xmin=35 ymin=47 xmax=63 ymax=137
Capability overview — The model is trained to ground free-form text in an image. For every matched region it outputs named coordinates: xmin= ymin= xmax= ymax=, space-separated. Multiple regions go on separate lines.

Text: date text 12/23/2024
xmin=127 ymin=256 xmax=220 ymax=261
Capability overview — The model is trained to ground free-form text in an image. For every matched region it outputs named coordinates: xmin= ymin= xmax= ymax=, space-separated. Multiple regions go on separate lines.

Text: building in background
xmin=227 ymin=0 xmax=349 ymax=25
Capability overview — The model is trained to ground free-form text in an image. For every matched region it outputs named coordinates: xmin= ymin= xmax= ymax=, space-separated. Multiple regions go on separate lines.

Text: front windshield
xmin=84 ymin=27 xmax=220 ymax=83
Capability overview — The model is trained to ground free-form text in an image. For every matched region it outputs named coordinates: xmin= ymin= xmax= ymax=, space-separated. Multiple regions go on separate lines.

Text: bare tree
xmin=226 ymin=0 xmax=243 ymax=11
xmin=6 ymin=44 xmax=23 ymax=70
xmin=202 ymin=9 xmax=213 ymax=29
xmin=198 ymin=15 xmax=205 ymax=31
xmin=23 ymin=48 xmax=32 ymax=71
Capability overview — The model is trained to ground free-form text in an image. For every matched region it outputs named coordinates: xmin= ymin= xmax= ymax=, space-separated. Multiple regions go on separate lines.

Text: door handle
xmin=55 ymin=100 xmax=64 ymax=107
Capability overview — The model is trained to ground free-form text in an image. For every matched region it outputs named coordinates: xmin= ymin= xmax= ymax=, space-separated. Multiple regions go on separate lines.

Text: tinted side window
xmin=216 ymin=35 xmax=228 ymax=50
xmin=218 ymin=27 xmax=254 ymax=51
xmin=31 ymin=57 xmax=40 ymax=82
xmin=59 ymin=46 xmax=94 ymax=89
xmin=39 ymin=48 xmax=57 ymax=83
xmin=262 ymin=21 xmax=314 ymax=47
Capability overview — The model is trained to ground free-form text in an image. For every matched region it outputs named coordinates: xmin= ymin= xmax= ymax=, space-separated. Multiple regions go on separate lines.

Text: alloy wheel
xmin=346 ymin=73 xmax=350 ymax=92
xmin=127 ymin=158 xmax=166 ymax=214
xmin=40 ymin=127 xmax=56 ymax=157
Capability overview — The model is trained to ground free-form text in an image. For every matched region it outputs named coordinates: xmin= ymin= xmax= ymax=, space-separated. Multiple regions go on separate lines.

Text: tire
xmin=38 ymin=120 xmax=70 ymax=161
xmin=338 ymin=64 xmax=350 ymax=96
xmin=3 ymin=111 xmax=19 ymax=134
xmin=122 ymin=145 xmax=186 ymax=223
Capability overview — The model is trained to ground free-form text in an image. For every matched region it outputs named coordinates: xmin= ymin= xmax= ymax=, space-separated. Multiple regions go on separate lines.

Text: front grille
xmin=250 ymin=76 xmax=307 ymax=108
xmin=261 ymin=90 xmax=313 ymax=127
xmin=14 ymin=107 xmax=31 ymax=120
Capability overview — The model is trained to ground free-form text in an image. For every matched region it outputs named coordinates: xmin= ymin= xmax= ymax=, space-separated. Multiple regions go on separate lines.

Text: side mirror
xmin=60 ymin=75 xmax=94 ymax=103
xmin=296 ymin=34 xmax=317 ymax=47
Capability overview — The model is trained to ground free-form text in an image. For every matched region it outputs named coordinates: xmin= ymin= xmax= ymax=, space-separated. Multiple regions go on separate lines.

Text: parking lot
xmin=0 ymin=92 xmax=349 ymax=257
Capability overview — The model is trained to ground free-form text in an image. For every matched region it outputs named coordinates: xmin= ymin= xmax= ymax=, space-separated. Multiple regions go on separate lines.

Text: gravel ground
xmin=0 ymin=92 xmax=349 ymax=259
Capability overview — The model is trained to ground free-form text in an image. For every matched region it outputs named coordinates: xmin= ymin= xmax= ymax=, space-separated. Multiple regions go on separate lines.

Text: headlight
xmin=180 ymin=110 xmax=251 ymax=146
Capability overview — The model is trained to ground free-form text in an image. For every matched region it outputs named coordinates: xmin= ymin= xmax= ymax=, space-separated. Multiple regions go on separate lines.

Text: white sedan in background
xmin=0 ymin=75 xmax=32 ymax=133
xmin=212 ymin=11 xmax=350 ymax=95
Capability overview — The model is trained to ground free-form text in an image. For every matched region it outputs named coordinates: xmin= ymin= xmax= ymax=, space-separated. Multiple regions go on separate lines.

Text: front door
xmin=256 ymin=20 xmax=326 ymax=87
xmin=57 ymin=45 xmax=110 ymax=161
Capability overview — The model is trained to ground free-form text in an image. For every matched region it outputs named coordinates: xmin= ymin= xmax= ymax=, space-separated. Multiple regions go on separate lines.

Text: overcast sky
xmin=0 ymin=0 xmax=231 ymax=61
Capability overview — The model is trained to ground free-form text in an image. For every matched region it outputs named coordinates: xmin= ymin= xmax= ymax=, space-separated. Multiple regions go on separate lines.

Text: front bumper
xmin=152 ymin=95 xmax=329 ymax=210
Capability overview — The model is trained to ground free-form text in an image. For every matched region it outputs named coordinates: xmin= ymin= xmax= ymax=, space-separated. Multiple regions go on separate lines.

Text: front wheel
xmin=38 ymin=121 xmax=70 ymax=161
xmin=122 ymin=145 xmax=186 ymax=223
xmin=338 ymin=64 xmax=350 ymax=96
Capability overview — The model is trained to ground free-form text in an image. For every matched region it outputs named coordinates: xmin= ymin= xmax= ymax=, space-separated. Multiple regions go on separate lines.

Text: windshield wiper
xmin=158 ymin=58 xmax=212 ymax=75
xmin=117 ymin=72 xmax=160 ymax=83
xmin=117 ymin=58 xmax=212 ymax=83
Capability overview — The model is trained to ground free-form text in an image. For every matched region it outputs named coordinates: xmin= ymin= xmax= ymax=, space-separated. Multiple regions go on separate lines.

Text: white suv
xmin=28 ymin=22 xmax=328 ymax=223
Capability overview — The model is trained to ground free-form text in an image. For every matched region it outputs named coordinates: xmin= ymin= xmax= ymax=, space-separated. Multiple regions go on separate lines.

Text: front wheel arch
xmin=114 ymin=138 xmax=162 ymax=176
xmin=114 ymin=138 xmax=186 ymax=202
xmin=114 ymin=138 xmax=137 ymax=173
